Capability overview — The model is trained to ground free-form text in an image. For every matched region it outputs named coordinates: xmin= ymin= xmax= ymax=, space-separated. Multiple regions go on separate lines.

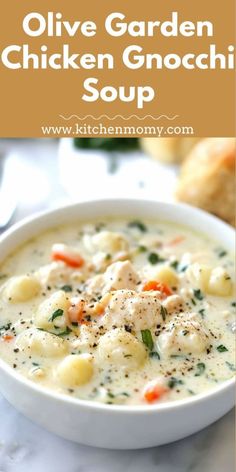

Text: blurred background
xmin=0 ymin=137 xmax=235 ymax=232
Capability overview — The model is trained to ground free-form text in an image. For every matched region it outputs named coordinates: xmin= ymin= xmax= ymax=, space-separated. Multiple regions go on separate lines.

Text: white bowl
xmin=0 ymin=199 xmax=235 ymax=449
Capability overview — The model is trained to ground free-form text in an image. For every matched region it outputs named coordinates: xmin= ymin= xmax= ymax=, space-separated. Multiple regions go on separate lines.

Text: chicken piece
xmin=163 ymin=294 xmax=185 ymax=314
xmin=103 ymin=260 xmax=139 ymax=292
xmin=101 ymin=289 xmax=162 ymax=331
xmin=83 ymin=231 xmax=129 ymax=254
xmin=85 ymin=260 xmax=139 ymax=297
xmin=157 ymin=312 xmax=211 ymax=356
xmin=36 ymin=262 xmax=73 ymax=287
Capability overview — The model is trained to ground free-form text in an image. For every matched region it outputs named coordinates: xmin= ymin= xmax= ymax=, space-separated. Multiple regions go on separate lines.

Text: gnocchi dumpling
xmin=3 ymin=275 xmax=41 ymax=303
xmin=187 ymin=263 xmax=233 ymax=296
xmin=145 ymin=265 xmax=179 ymax=287
xmin=84 ymin=230 xmax=129 ymax=254
xmin=157 ymin=312 xmax=211 ymax=356
xmin=207 ymin=267 xmax=233 ymax=296
xmin=16 ymin=328 xmax=68 ymax=357
xmin=97 ymin=328 xmax=147 ymax=369
xmin=57 ymin=354 xmax=94 ymax=387
xmin=34 ymin=290 xmax=70 ymax=330
xmin=186 ymin=263 xmax=211 ymax=292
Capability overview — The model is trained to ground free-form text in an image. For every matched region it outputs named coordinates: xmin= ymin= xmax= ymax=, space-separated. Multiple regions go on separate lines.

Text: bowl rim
xmin=0 ymin=198 xmax=235 ymax=414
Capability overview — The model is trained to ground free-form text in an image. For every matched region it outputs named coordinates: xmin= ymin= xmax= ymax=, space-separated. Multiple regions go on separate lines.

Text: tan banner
xmin=0 ymin=0 xmax=235 ymax=137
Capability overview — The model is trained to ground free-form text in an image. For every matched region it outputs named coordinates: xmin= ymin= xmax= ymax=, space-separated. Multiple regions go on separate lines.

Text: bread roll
xmin=140 ymin=137 xmax=200 ymax=163
xmin=176 ymin=138 xmax=235 ymax=226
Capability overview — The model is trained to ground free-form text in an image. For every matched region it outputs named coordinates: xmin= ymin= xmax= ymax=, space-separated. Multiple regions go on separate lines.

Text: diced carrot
xmin=142 ymin=280 xmax=172 ymax=297
xmin=52 ymin=250 xmax=84 ymax=268
xmin=2 ymin=334 xmax=14 ymax=342
xmin=143 ymin=383 xmax=167 ymax=403
xmin=168 ymin=236 xmax=185 ymax=246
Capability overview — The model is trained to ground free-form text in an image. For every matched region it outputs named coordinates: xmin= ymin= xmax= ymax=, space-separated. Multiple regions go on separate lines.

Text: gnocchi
xmin=3 ymin=275 xmax=41 ymax=303
xmin=34 ymin=290 xmax=70 ymax=330
xmin=98 ymin=328 xmax=147 ymax=369
xmin=57 ymin=354 xmax=94 ymax=387
xmin=15 ymin=328 xmax=68 ymax=357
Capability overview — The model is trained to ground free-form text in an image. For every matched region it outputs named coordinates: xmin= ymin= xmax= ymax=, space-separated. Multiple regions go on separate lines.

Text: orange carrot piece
xmin=52 ymin=251 xmax=84 ymax=268
xmin=168 ymin=236 xmax=185 ymax=246
xmin=2 ymin=334 xmax=14 ymax=342
xmin=143 ymin=383 xmax=167 ymax=403
xmin=142 ymin=280 xmax=172 ymax=297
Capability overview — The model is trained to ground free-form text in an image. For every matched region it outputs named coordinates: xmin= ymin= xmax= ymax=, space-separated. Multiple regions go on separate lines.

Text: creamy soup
xmin=0 ymin=218 xmax=235 ymax=406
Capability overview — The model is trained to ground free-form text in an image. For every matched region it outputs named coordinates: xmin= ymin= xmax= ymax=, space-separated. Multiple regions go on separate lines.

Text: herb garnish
xmin=149 ymin=351 xmax=160 ymax=360
xmin=61 ymin=285 xmax=72 ymax=292
xmin=217 ymin=344 xmax=228 ymax=352
xmin=138 ymin=245 xmax=147 ymax=253
xmin=0 ymin=322 xmax=12 ymax=333
xmin=160 ymin=305 xmax=167 ymax=322
xmin=57 ymin=326 xmax=72 ymax=337
xmin=49 ymin=309 xmax=64 ymax=322
xmin=141 ymin=329 xmax=154 ymax=351
xmin=170 ymin=260 xmax=179 ymax=270
xmin=218 ymin=250 xmax=227 ymax=258
xmin=194 ymin=362 xmax=206 ymax=376
xmin=168 ymin=377 xmax=184 ymax=389
xmin=128 ymin=220 xmax=147 ymax=232
xmin=225 ymin=361 xmax=236 ymax=371
xmin=231 ymin=302 xmax=236 ymax=308
xmin=198 ymin=309 xmax=205 ymax=318
xmin=193 ymin=289 xmax=204 ymax=300
xmin=148 ymin=252 xmax=165 ymax=265
xmin=182 ymin=330 xmax=189 ymax=336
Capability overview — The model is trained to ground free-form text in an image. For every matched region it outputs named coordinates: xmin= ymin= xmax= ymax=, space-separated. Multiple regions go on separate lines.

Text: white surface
xmin=58 ymin=138 xmax=178 ymax=202
xmin=0 ymin=139 xmax=235 ymax=469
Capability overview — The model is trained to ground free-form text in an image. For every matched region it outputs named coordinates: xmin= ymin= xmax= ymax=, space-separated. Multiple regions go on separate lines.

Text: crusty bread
xmin=176 ymin=138 xmax=236 ymax=226
xmin=141 ymin=137 xmax=200 ymax=163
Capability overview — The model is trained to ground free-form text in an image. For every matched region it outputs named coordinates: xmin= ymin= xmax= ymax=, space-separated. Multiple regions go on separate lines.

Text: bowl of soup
xmin=0 ymin=199 xmax=235 ymax=449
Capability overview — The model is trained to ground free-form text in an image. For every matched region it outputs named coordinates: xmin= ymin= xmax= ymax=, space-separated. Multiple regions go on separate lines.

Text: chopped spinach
xmin=194 ymin=362 xmax=206 ymax=376
xmin=218 ymin=250 xmax=227 ymax=258
xmin=138 ymin=245 xmax=147 ymax=253
xmin=148 ymin=252 xmax=165 ymax=265
xmin=141 ymin=329 xmax=154 ymax=351
xmin=217 ymin=344 xmax=228 ymax=353
xmin=160 ymin=305 xmax=167 ymax=322
xmin=198 ymin=309 xmax=205 ymax=318
xmin=49 ymin=308 xmax=64 ymax=322
xmin=128 ymin=220 xmax=147 ymax=232
xmin=193 ymin=289 xmax=204 ymax=300
xmin=61 ymin=285 xmax=72 ymax=292
xmin=225 ymin=361 xmax=236 ymax=371
xmin=0 ymin=322 xmax=12 ymax=333
xmin=149 ymin=351 xmax=160 ymax=360
xmin=170 ymin=260 xmax=179 ymax=270
xmin=168 ymin=377 xmax=184 ymax=389
xmin=56 ymin=326 xmax=72 ymax=337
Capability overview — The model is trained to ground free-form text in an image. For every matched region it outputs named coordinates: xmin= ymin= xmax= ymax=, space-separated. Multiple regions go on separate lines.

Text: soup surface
xmin=0 ymin=218 xmax=235 ymax=405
